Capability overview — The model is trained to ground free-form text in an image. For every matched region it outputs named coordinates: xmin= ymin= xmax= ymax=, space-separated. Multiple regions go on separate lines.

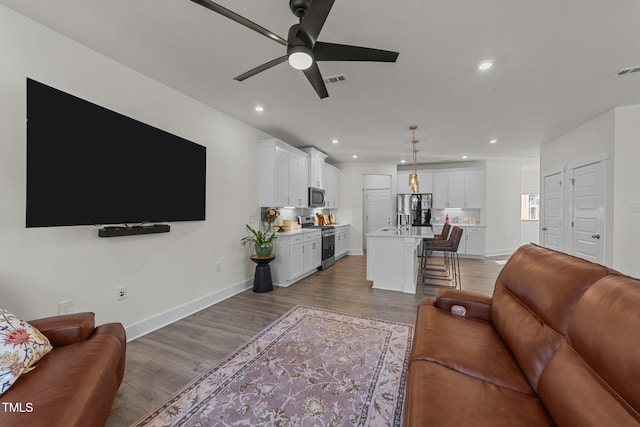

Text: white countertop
xmin=333 ymin=224 xmax=350 ymax=228
xmin=366 ymin=227 xmax=434 ymax=239
xmin=274 ymin=223 xmax=350 ymax=236
xmin=273 ymin=228 xmax=320 ymax=236
xmin=432 ymin=223 xmax=486 ymax=227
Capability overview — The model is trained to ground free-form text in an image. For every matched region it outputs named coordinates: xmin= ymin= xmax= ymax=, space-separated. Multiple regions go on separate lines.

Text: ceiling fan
xmin=190 ymin=0 xmax=399 ymax=99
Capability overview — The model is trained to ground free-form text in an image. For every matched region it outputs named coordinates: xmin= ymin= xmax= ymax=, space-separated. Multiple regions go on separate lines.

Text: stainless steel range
xmin=299 ymin=216 xmax=335 ymax=270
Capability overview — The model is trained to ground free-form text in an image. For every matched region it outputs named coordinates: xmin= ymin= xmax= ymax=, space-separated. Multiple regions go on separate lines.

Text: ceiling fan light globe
xmin=288 ymin=51 xmax=313 ymax=70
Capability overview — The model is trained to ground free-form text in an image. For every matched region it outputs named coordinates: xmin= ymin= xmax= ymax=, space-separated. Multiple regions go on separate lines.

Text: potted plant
xmin=241 ymin=224 xmax=277 ymax=257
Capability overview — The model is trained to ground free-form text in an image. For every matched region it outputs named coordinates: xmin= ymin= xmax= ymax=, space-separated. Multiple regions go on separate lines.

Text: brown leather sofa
xmin=404 ymin=243 xmax=640 ymax=426
xmin=0 ymin=312 xmax=126 ymax=427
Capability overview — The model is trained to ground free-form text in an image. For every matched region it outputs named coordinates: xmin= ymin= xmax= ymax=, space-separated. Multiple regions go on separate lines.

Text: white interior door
xmin=364 ymin=189 xmax=391 ymax=247
xmin=571 ymin=161 xmax=606 ymax=263
xmin=542 ymin=172 xmax=563 ymax=251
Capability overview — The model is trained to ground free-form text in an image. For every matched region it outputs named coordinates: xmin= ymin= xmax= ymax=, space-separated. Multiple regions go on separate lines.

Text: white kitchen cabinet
xmin=324 ymin=163 xmax=341 ymax=208
xmin=464 ymin=170 xmax=484 ymax=208
xmin=300 ymin=147 xmax=327 ymax=189
xmin=448 ymin=171 xmax=465 ymax=208
xmin=430 ymin=224 xmax=485 ymax=258
xmin=335 ymin=225 xmax=350 ymax=258
xmin=288 ymin=153 xmax=308 ymax=207
xmin=274 ymin=147 xmax=289 ymax=207
xmin=397 ymin=170 xmax=432 ymax=194
xmin=289 ymin=239 xmax=305 ymax=278
xmin=271 ymin=230 xmax=321 ymax=287
xmin=433 ymin=168 xmax=484 ymax=209
xmin=398 ymin=171 xmax=411 ymax=194
xmin=303 ymin=232 xmax=322 ymax=273
xmin=433 ymin=170 xmax=470 ymax=208
xmin=463 ymin=227 xmax=485 ymax=257
xmin=260 ymin=139 xmax=310 ymax=208
xmin=418 ymin=171 xmax=433 ymax=194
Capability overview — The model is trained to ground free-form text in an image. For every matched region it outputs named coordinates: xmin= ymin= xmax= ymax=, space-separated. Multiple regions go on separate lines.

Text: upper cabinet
xmin=397 ymin=170 xmax=433 ymax=194
xmin=260 ymin=139 xmax=309 ymax=208
xmin=300 ymin=147 xmax=327 ymax=189
xmin=417 ymin=167 xmax=485 ymax=209
xmin=325 ymin=163 xmax=341 ymax=208
xmin=463 ymin=170 xmax=485 ymax=208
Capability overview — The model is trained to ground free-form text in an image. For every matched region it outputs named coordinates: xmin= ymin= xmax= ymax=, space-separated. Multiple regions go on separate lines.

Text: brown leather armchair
xmin=404 ymin=244 xmax=640 ymax=426
xmin=0 ymin=312 xmax=126 ymax=427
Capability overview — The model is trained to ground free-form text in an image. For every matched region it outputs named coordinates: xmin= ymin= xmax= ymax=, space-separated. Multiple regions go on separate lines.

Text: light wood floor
xmin=106 ymin=253 xmax=507 ymax=426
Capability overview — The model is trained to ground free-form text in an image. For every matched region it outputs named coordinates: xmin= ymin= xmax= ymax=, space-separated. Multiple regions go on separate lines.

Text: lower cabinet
xmin=289 ymin=240 xmax=305 ymax=278
xmin=271 ymin=230 xmax=321 ymax=287
xmin=431 ymin=224 xmax=485 ymax=258
xmin=302 ymin=232 xmax=322 ymax=274
xmin=335 ymin=225 xmax=350 ymax=259
xmin=464 ymin=227 xmax=485 ymax=257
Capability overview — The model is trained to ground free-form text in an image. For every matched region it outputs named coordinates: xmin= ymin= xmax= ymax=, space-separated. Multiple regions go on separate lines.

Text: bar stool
xmin=419 ymin=222 xmax=451 ymax=271
xmin=434 ymin=222 xmax=451 ymax=240
xmin=422 ymin=226 xmax=463 ymax=291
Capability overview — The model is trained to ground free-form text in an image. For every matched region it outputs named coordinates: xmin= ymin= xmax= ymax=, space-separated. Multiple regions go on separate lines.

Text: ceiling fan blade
xmin=190 ymin=0 xmax=287 ymax=46
xmin=297 ymin=0 xmax=335 ymax=45
xmin=313 ymin=42 xmax=399 ymax=62
xmin=234 ymin=56 xmax=288 ymax=81
xmin=303 ymin=62 xmax=329 ymax=99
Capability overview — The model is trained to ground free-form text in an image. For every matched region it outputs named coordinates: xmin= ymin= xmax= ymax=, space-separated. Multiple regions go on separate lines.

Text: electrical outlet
xmin=117 ymin=286 xmax=127 ymax=301
xmin=216 ymin=262 xmax=222 ymax=272
xmin=58 ymin=300 xmax=73 ymax=315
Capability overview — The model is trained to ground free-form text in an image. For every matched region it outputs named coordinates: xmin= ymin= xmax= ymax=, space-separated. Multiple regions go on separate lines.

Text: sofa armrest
xmin=435 ymin=289 xmax=493 ymax=321
xmin=28 ymin=312 xmax=96 ymax=347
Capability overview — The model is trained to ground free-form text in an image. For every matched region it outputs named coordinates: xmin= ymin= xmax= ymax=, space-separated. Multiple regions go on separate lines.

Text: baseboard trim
xmin=125 ymin=279 xmax=253 ymax=342
xmin=348 ymin=250 xmax=364 ymax=256
xmin=485 ymin=248 xmax=517 ymax=257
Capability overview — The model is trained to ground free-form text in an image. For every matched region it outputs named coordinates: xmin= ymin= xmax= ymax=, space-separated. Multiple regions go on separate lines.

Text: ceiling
xmin=3 ymin=0 xmax=640 ymax=165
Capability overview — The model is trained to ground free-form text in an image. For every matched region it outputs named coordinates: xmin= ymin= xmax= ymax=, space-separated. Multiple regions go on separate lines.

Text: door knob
xmin=592 ymin=234 xmax=601 ymax=239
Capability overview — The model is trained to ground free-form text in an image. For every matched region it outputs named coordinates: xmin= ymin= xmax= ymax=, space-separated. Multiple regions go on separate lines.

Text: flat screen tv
xmin=26 ymin=78 xmax=206 ymax=228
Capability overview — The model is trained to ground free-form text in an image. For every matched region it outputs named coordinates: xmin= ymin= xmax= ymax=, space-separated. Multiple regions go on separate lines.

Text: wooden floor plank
xmin=106 ymin=253 xmax=506 ymax=426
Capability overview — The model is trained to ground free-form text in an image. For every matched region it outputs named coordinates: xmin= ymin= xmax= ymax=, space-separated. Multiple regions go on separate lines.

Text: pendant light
xmin=408 ymin=125 xmax=419 ymax=193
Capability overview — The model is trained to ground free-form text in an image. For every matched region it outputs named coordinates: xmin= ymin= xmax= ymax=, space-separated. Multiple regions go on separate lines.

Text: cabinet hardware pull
xmin=592 ymin=234 xmax=601 ymax=239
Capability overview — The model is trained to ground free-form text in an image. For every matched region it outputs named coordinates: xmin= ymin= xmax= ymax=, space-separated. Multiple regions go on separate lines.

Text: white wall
xmin=612 ymin=105 xmax=640 ymax=278
xmin=521 ymin=162 xmax=540 ymax=245
xmin=485 ymin=161 xmax=522 ymax=256
xmin=335 ymin=163 xmax=397 ymax=255
xmin=0 ymin=6 xmax=267 ymax=337
xmin=521 ymin=164 xmax=540 ymax=193
xmin=540 ymin=110 xmax=615 ymax=264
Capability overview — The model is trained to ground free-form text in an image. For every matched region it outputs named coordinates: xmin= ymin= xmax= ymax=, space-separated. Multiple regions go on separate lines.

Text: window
xmin=521 ymin=193 xmax=539 ymax=221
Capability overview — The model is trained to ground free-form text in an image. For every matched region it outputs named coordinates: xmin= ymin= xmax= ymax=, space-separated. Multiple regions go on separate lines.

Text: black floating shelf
xmin=98 ymin=224 xmax=170 ymax=238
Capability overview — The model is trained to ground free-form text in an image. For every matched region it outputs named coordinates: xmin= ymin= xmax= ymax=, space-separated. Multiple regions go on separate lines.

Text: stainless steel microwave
xmin=308 ymin=187 xmax=325 ymax=207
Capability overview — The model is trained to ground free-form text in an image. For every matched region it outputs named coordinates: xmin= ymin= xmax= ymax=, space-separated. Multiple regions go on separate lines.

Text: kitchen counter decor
xmin=262 ymin=207 xmax=280 ymax=233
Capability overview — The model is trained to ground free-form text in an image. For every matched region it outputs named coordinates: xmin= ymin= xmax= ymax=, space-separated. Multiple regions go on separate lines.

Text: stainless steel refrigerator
xmin=397 ymin=193 xmax=433 ymax=226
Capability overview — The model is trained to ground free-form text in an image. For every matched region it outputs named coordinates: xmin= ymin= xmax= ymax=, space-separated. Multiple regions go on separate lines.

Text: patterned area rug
xmin=133 ymin=306 xmax=413 ymax=427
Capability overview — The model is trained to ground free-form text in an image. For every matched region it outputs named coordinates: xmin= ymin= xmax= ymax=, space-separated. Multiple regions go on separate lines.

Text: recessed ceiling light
xmin=352 ymin=155 xmax=358 ymax=159
xmin=478 ymin=60 xmax=493 ymax=71
xmin=489 ymin=139 xmax=497 ymax=144
xmin=332 ymin=139 xmax=339 ymax=144
xmin=400 ymin=160 xmax=406 ymax=164
xmin=254 ymin=106 xmax=264 ymax=112
xmin=461 ymin=155 xmax=468 ymax=159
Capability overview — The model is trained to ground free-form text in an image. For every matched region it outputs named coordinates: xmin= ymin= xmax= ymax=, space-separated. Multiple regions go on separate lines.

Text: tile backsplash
xmin=432 ymin=208 xmax=481 ymax=225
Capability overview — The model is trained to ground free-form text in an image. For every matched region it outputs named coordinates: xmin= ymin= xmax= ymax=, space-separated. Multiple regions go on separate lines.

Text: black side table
xmin=250 ymin=254 xmax=276 ymax=293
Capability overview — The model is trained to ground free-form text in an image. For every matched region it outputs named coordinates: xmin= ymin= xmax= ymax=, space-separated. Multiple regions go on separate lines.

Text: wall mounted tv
xmin=26 ymin=78 xmax=206 ymax=229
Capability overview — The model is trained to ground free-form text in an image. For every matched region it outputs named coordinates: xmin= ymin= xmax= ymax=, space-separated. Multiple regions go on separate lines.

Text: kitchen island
xmin=366 ymin=226 xmax=434 ymax=294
